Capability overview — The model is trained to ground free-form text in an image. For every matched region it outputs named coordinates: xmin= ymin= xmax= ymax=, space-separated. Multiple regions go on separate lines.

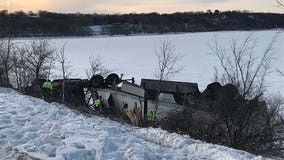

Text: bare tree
xmin=23 ymin=39 xmax=55 ymax=81
xmin=56 ymin=44 xmax=73 ymax=101
xmin=0 ymin=40 xmax=7 ymax=85
xmin=0 ymin=2 xmax=16 ymax=87
xmin=10 ymin=47 xmax=33 ymax=92
xmin=152 ymin=38 xmax=183 ymax=119
xmin=85 ymin=55 xmax=111 ymax=78
xmin=210 ymin=33 xmax=278 ymax=99
xmin=208 ymin=33 xmax=284 ymax=156
xmin=155 ymin=38 xmax=183 ymax=80
xmin=0 ymin=37 xmax=14 ymax=86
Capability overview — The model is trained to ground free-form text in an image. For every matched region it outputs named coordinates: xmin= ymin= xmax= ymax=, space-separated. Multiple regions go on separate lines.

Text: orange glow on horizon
xmin=1 ymin=0 xmax=282 ymax=13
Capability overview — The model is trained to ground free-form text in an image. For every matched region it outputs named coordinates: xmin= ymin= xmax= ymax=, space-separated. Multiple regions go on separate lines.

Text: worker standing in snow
xmin=42 ymin=80 xmax=53 ymax=101
xmin=121 ymin=103 xmax=129 ymax=120
xmin=94 ymin=96 xmax=102 ymax=111
xmin=122 ymin=103 xmax=128 ymax=115
xmin=149 ymin=109 xmax=156 ymax=121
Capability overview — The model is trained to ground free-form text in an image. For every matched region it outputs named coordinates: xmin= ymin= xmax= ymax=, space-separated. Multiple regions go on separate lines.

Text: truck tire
xmin=90 ymin=74 xmax=104 ymax=88
xmin=105 ymin=73 xmax=120 ymax=86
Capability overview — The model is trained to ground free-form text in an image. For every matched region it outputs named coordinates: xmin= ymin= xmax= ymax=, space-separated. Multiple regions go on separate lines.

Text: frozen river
xmin=16 ymin=30 xmax=284 ymax=95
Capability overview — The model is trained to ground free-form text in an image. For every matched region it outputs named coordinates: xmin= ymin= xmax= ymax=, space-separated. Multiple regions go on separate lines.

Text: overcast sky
xmin=1 ymin=0 xmax=283 ymax=13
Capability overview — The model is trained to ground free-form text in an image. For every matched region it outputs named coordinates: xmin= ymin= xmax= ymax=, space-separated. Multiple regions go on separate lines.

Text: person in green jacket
xmin=94 ymin=96 xmax=102 ymax=111
xmin=42 ymin=80 xmax=52 ymax=100
xmin=42 ymin=80 xmax=53 ymax=90
xmin=122 ymin=103 xmax=128 ymax=115
xmin=149 ymin=109 xmax=156 ymax=121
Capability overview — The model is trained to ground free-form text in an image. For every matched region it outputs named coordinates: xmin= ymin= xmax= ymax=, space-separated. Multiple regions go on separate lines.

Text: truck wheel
xmin=90 ymin=74 xmax=104 ymax=88
xmin=105 ymin=73 xmax=120 ymax=86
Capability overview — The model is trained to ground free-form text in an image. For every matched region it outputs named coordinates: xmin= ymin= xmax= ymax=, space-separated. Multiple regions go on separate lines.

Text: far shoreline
xmin=1 ymin=28 xmax=283 ymax=40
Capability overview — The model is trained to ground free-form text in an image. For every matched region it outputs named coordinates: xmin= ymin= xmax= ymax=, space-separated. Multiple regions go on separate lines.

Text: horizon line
xmin=2 ymin=9 xmax=283 ymax=15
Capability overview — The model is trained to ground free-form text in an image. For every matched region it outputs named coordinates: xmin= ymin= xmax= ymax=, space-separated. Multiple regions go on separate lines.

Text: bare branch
xmin=0 ymin=37 xmax=14 ymax=85
xmin=155 ymin=38 xmax=183 ymax=80
xmin=55 ymin=44 xmax=73 ymax=101
xmin=85 ymin=55 xmax=111 ymax=78
xmin=210 ymin=33 xmax=278 ymax=99
xmin=23 ymin=39 xmax=55 ymax=80
xmin=56 ymin=44 xmax=73 ymax=79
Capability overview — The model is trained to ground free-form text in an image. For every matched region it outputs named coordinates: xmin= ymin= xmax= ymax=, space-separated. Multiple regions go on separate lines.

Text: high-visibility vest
xmin=94 ymin=99 xmax=101 ymax=107
xmin=122 ymin=108 xmax=128 ymax=114
xmin=149 ymin=109 xmax=156 ymax=121
xmin=42 ymin=81 xmax=52 ymax=90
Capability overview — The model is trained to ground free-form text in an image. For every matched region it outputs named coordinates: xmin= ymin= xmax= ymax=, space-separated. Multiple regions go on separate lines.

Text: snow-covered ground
xmin=0 ymin=88 xmax=268 ymax=160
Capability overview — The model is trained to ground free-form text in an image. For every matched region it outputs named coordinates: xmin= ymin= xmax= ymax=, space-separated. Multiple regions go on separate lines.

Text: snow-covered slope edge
xmin=0 ymin=87 xmax=267 ymax=160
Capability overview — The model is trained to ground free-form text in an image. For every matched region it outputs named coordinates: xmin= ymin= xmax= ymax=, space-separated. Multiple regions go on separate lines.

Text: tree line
xmin=1 ymin=10 xmax=284 ymax=37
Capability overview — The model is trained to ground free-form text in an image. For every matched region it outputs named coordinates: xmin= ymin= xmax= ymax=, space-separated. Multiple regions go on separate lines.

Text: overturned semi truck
xmin=25 ymin=73 xmax=200 ymax=120
xmin=89 ymin=73 xmax=200 ymax=120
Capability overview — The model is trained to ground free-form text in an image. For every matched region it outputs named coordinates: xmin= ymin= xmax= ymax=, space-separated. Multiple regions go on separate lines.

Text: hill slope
xmin=0 ymin=87 xmax=267 ymax=160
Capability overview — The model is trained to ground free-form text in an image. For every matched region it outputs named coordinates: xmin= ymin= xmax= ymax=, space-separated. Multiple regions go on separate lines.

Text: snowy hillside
xmin=0 ymin=87 xmax=267 ymax=160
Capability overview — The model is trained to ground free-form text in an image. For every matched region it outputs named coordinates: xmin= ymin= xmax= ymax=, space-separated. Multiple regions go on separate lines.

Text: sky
xmin=0 ymin=0 xmax=283 ymax=14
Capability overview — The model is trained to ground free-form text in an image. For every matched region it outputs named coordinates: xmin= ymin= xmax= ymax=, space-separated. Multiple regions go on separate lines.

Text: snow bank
xmin=0 ymin=88 xmax=268 ymax=160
